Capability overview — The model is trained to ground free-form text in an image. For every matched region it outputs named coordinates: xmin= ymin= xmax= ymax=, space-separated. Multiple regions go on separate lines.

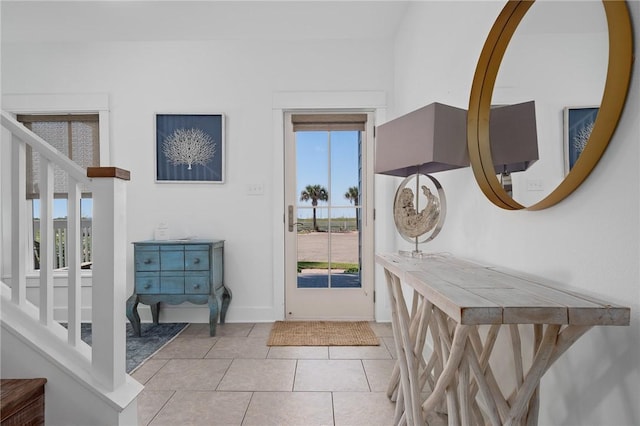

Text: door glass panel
xmin=295 ymin=130 xmax=362 ymax=289
xmin=329 ymin=207 xmax=360 ymax=288
xmin=297 ymin=208 xmax=329 ymax=288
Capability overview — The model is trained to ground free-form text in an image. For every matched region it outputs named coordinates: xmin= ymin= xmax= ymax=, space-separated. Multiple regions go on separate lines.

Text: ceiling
xmin=1 ymin=1 xmax=411 ymax=43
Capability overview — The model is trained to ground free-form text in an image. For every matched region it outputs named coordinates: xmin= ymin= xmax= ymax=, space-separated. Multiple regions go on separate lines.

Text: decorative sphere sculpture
xmin=393 ymin=174 xmax=446 ymax=251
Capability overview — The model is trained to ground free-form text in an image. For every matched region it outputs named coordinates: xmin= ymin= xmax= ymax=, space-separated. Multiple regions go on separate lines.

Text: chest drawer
xmin=160 ymin=250 xmax=185 ymax=271
xmin=185 ymin=250 xmax=209 ymax=270
xmin=135 ymin=248 xmax=160 ymax=271
xmin=160 ymin=273 xmax=185 ymax=294
xmin=185 ymin=272 xmax=210 ymax=294
xmin=136 ymin=272 xmax=160 ymax=293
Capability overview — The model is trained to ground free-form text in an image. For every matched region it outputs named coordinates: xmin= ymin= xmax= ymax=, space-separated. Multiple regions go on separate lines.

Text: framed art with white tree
xmin=563 ymin=106 xmax=598 ymax=175
xmin=155 ymin=113 xmax=225 ymax=183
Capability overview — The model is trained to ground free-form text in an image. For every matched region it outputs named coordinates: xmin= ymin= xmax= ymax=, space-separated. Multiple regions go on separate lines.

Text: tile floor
xmin=132 ymin=322 xmax=402 ymax=426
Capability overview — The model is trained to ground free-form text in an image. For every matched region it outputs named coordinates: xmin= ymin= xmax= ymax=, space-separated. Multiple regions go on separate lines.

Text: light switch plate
xmin=247 ymin=183 xmax=264 ymax=195
xmin=526 ymin=179 xmax=544 ymax=191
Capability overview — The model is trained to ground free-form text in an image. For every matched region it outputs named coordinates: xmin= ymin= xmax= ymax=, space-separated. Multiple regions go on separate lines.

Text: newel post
xmin=88 ymin=167 xmax=130 ymax=391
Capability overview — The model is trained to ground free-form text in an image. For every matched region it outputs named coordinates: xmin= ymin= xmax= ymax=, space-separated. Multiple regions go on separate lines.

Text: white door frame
xmin=284 ymin=110 xmax=374 ymax=320
xmin=271 ymin=91 xmax=387 ymax=321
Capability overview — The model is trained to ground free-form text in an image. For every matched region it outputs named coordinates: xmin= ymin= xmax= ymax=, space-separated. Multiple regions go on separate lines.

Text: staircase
xmin=0 ymin=111 xmax=143 ymax=425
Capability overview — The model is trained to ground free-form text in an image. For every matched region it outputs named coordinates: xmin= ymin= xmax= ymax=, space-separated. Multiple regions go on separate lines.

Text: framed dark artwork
xmin=564 ymin=106 xmax=598 ymax=175
xmin=155 ymin=113 xmax=225 ymax=183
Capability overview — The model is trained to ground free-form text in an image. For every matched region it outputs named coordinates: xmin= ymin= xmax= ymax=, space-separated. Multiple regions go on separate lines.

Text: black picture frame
xmin=155 ymin=113 xmax=225 ymax=183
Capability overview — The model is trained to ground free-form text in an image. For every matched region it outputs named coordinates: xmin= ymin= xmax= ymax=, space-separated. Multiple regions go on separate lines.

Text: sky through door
xmin=296 ymin=130 xmax=362 ymax=289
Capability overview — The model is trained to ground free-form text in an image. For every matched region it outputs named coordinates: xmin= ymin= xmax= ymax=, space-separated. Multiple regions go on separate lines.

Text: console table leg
xmin=385 ymin=269 xmax=422 ymax=426
xmin=220 ymin=286 xmax=232 ymax=324
xmin=126 ymin=294 xmax=141 ymax=337
xmin=150 ymin=303 xmax=160 ymax=324
xmin=208 ymin=295 xmax=219 ymax=337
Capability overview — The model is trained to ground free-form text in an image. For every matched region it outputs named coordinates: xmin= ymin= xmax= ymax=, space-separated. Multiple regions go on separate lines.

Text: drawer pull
xmin=193 ymin=258 xmax=201 ymax=264
xmin=144 ymin=259 xmax=152 ymax=264
xmin=193 ymin=284 xmax=201 ymax=289
xmin=144 ymin=283 xmax=152 ymax=290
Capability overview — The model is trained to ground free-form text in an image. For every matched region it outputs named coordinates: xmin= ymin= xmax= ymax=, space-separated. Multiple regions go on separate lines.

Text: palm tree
xmin=344 ymin=186 xmax=360 ymax=231
xmin=300 ymin=184 xmax=328 ymax=231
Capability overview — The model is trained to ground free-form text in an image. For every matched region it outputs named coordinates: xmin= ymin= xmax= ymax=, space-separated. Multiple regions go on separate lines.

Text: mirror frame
xmin=468 ymin=0 xmax=634 ymax=210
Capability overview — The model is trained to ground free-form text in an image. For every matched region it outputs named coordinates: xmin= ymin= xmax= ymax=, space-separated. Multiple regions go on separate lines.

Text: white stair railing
xmin=32 ymin=219 xmax=93 ymax=269
xmin=1 ymin=110 xmax=130 ymax=392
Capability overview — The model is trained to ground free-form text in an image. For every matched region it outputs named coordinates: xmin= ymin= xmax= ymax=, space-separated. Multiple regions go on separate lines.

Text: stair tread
xmin=0 ymin=378 xmax=47 ymax=421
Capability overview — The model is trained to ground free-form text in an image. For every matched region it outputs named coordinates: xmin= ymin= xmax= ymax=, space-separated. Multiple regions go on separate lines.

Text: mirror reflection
xmin=491 ymin=1 xmax=608 ymax=206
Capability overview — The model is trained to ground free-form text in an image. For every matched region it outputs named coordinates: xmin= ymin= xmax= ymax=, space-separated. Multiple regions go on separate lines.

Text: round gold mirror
xmin=468 ymin=0 xmax=633 ymax=210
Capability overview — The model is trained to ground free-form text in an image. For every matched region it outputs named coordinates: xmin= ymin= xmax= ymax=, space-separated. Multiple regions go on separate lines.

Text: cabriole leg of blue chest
xmin=220 ymin=287 xmax=232 ymax=324
xmin=126 ymin=294 xmax=141 ymax=337
xmin=208 ymin=294 xmax=219 ymax=336
xmin=150 ymin=303 xmax=160 ymax=324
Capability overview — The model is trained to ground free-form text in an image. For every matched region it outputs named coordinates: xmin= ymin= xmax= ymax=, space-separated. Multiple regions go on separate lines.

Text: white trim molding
xmin=271 ymin=90 xmax=389 ymax=321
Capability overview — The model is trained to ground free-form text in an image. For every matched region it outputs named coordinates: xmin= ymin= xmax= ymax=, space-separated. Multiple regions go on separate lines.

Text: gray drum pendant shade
xmin=374 ymin=102 xmax=469 ymax=255
xmin=375 ymin=103 xmax=469 ymax=177
xmin=374 ymin=100 xmax=538 ymax=177
xmin=489 ymin=100 xmax=539 ymax=174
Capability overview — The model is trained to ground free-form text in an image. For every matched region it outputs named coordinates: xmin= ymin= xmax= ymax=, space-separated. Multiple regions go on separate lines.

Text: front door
xmin=284 ymin=112 xmax=374 ymax=320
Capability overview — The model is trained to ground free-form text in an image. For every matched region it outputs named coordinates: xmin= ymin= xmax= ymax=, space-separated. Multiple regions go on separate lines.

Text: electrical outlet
xmin=247 ymin=183 xmax=264 ymax=195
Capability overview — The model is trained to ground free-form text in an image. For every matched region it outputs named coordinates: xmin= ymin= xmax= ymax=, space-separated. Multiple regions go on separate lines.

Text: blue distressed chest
xmin=126 ymin=239 xmax=231 ymax=337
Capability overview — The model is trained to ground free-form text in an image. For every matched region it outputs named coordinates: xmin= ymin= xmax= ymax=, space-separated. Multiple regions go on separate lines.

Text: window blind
xmin=291 ymin=113 xmax=367 ymax=132
xmin=18 ymin=114 xmax=100 ymax=199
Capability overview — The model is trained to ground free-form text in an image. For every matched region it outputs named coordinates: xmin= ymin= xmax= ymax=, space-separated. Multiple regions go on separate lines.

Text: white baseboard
xmin=133 ymin=303 xmax=281 ymax=324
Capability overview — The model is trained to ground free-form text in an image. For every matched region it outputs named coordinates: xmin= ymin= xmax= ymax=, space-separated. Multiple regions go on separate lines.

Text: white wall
xmin=1 ymin=38 xmax=394 ymax=322
xmin=390 ymin=1 xmax=639 ymax=425
xmin=2 ymin=2 xmax=639 ymax=423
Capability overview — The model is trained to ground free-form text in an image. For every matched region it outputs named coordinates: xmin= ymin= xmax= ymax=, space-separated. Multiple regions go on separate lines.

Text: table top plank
xmin=377 ymin=253 xmax=630 ymax=326
xmin=376 ymin=253 xmax=425 ymax=277
xmin=468 ymin=288 xmax=568 ymax=324
xmin=406 ymin=270 xmax=503 ymax=325
xmin=425 ymin=266 xmax=514 ymax=289
xmin=376 ymin=253 xmax=485 ymax=273
xmin=490 ymin=266 xmax=630 ymax=325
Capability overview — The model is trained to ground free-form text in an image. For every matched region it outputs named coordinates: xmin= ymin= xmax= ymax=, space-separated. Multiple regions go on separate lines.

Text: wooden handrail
xmin=87 ymin=167 xmax=131 ymax=181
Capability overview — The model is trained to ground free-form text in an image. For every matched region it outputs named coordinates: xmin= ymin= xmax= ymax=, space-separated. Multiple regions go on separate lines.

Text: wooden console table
xmin=376 ymin=253 xmax=630 ymax=426
xmin=127 ymin=239 xmax=231 ymax=337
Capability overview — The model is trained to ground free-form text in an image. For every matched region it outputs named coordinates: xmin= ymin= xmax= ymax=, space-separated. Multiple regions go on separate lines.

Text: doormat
xmin=267 ymin=321 xmax=379 ymax=346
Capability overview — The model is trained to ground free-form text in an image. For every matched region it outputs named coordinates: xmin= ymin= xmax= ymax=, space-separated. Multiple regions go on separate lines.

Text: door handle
xmin=288 ymin=205 xmax=294 ymax=232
